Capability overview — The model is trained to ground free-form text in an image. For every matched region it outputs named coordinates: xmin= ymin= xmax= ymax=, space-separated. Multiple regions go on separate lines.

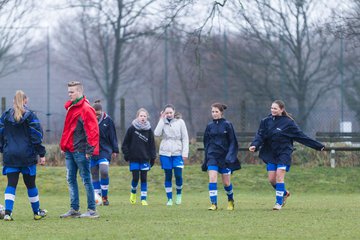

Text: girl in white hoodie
xmin=154 ymin=104 xmax=189 ymax=206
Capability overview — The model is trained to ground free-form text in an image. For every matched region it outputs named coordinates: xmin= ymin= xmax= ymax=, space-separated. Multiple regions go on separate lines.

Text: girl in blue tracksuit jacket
xmin=202 ymin=103 xmax=240 ymax=211
xmin=249 ymin=100 xmax=324 ymax=210
xmin=91 ymin=100 xmax=119 ymax=206
xmin=0 ymin=90 xmax=47 ymax=221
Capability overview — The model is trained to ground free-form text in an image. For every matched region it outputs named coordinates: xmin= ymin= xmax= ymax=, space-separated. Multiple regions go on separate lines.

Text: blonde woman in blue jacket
xmin=154 ymin=104 xmax=189 ymax=206
xmin=0 ymin=90 xmax=47 ymax=221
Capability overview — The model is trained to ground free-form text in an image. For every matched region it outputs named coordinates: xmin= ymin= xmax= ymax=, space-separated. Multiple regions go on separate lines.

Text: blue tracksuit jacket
xmin=202 ymin=118 xmax=241 ymax=171
xmin=0 ymin=107 xmax=46 ymax=167
xmin=91 ymin=113 xmax=119 ymax=161
xmin=251 ymin=115 xmax=324 ymax=165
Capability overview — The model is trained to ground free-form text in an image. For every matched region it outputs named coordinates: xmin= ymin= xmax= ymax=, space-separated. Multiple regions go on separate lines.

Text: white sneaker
xmin=4 ymin=214 xmax=13 ymax=221
xmin=60 ymin=209 xmax=81 ymax=218
xmin=175 ymin=194 xmax=182 ymax=205
xmin=273 ymin=203 xmax=282 ymax=210
xmin=166 ymin=199 xmax=173 ymax=206
xmin=79 ymin=209 xmax=99 ymax=218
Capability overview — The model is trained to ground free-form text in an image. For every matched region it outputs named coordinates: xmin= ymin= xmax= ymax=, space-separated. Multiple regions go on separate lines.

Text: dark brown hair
xmin=163 ymin=104 xmax=182 ymax=119
xmin=211 ymin=102 xmax=228 ymax=112
xmin=163 ymin=104 xmax=175 ymax=112
xmin=93 ymin=99 xmax=102 ymax=111
xmin=273 ymin=100 xmax=294 ymax=120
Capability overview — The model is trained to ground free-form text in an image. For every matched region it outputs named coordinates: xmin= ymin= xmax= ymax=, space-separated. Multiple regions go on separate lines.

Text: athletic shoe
xmin=60 ymin=209 xmax=81 ymax=218
xmin=273 ymin=203 xmax=282 ymax=210
xmin=4 ymin=214 xmax=13 ymax=221
xmin=141 ymin=200 xmax=148 ymax=206
xmin=130 ymin=193 xmax=136 ymax=204
xmin=79 ymin=209 xmax=99 ymax=218
xmin=34 ymin=209 xmax=47 ymax=220
xmin=208 ymin=204 xmax=218 ymax=211
xmin=227 ymin=200 xmax=234 ymax=211
xmin=166 ymin=199 xmax=173 ymax=206
xmin=282 ymin=191 xmax=291 ymax=207
xmin=175 ymin=194 xmax=182 ymax=205
xmin=102 ymin=196 xmax=109 ymax=206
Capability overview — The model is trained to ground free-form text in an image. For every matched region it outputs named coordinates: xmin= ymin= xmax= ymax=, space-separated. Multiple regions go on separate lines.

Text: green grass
xmin=0 ymin=165 xmax=359 ymax=239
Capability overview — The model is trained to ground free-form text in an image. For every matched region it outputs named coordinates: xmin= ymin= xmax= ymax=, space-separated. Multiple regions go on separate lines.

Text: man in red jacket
xmin=59 ymin=81 xmax=100 ymax=218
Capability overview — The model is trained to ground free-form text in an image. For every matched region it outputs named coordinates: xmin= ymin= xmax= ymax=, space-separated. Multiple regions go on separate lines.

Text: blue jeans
xmin=65 ymin=152 xmax=95 ymax=211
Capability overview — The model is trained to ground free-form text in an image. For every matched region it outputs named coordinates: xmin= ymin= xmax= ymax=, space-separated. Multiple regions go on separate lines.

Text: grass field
xmin=0 ymin=165 xmax=359 ymax=240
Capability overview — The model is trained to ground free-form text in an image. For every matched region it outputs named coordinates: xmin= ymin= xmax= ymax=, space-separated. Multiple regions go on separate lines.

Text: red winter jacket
xmin=60 ymin=96 xmax=99 ymax=156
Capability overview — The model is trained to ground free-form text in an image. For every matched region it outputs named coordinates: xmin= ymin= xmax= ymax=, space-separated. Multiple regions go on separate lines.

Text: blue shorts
xmin=2 ymin=165 xmax=37 ymax=176
xmin=160 ymin=155 xmax=184 ymax=170
xmin=90 ymin=158 xmax=110 ymax=168
xmin=130 ymin=162 xmax=150 ymax=171
xmin=266 ymin=163 xmax=290 ymax=172
xmin=208 ymin=165 xmax=232 ymax=175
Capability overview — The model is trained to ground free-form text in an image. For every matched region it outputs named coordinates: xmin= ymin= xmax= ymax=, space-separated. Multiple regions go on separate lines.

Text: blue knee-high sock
xmin=131 ymin=180 xmax=138 ymax=194
xmin=174 ymin=168 xmax=183 ymax=195
xmin=276 ymin=183 xmax=285 ymax=205
xmin=141 ymin=182 xmax=147 ymax=201
xmin=209 ymin=183 xmax=217 ymax=204
xmin=272 ymin=183 xmax=287 ymax=195
xmin=93 ymin=181 xmax=101 ymax=195
xmin=101 ymin=178 xmax=109 ymax=198
xmin=164 ymin=169 xmax=172 ymax=200
xmin=224 ymin=184 xmax=233 ymax=201
xmin=27 ymin=187 xmax=40 ymax=214
xmin=4 ymin=186 xmax=16 ymax=214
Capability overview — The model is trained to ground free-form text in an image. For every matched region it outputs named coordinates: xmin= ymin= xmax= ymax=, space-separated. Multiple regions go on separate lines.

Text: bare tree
xmin=329 ymin=1 xmax=360 ymax=125
xmin=0 ymin=0 xmax=10 ymax=9
xmin=56 ymin=0 xmax=160 ymax=120
xmin=166 ymin=23 xmax=200 ymax=134
xmin=220 ymin=0 xmax=338 ymax=129
xmin=328 ymin=1 xmax=360 ymax=39
xmin=0 ymin=0 xmax=36 ymax=79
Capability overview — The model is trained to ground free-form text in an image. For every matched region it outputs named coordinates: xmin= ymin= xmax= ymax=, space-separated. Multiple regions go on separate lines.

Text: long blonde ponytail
xmin=13 ymin=90 xmax=27 ymax=122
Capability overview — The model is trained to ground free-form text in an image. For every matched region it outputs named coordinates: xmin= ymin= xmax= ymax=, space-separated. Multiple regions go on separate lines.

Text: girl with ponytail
xmin=90 ymin=100 xmax=119 ymax=206
xmin=0 ymin=90 xmax=47 ymax=221
xmin=13 ymin=90 xmax=27 ymax=122
xmin=249 ymin=100 xmax=324 ymax=210
xmin=202 ymin=103 xmax=240 ymax=211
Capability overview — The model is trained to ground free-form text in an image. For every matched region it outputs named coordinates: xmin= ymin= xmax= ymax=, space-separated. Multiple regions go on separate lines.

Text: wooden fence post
xmin=330 ymin=142 xmax=335 ymax=168
xmin=330 ymin=149 xmax=336 ymax=168
xmin=120 ymin=97 xmax=125 ymax=140
xmin=1 ymin=97 xmax=5 ymax=113
xmin=240 ymin=100 xmax=246 ymax=132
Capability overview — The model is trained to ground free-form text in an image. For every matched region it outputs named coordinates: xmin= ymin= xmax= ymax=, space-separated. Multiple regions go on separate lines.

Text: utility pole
xmin=46 ymin=26 xmax=51 ymax=136
xmin=164 ymin=27 xmax=169 ymax=106
xmin=223 ymin=31 xmax=228 ymax=103
xmin=340 ymin=34 xmax=344 ymax=123
xmin=279 ymin=32 xmax=286 ymax=99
